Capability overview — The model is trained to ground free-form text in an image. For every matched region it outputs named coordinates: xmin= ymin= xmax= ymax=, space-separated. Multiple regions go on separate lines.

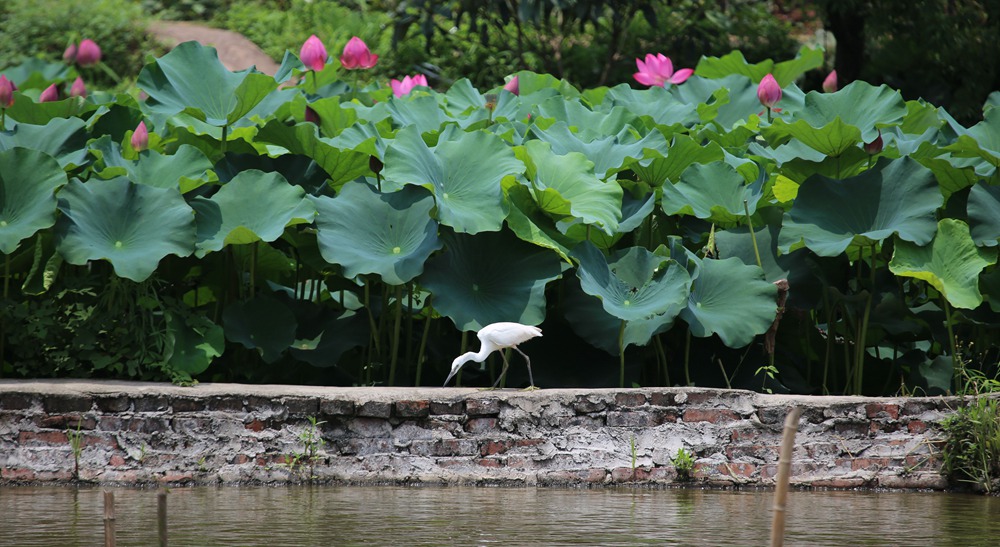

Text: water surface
xmin=0 ymin=485 xmax=996 ymax=546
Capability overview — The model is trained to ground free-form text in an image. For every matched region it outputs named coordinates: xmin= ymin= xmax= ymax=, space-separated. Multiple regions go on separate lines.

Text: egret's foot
xmin=521 ymin=385 xmax=540 ymax=391
xmin=478 ymin=387 xmax=500 ymax=391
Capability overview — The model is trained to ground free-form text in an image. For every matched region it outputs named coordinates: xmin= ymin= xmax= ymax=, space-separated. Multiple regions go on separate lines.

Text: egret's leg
xmin=490 ymin=351 xmax=511 ymax=389
xmin=513 ymin=346 xmax=537 ymax=390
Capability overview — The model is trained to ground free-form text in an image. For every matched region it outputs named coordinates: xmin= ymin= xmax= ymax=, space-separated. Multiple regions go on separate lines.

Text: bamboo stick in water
xmin=103 ymin=490 xmax=116 ymax=547
xmin=769 ymin=407 xmax=802 ymax=547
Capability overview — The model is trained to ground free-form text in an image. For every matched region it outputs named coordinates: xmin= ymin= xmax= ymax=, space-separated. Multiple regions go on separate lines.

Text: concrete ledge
xmin=0 ymin=380 xmax=955 ymax=489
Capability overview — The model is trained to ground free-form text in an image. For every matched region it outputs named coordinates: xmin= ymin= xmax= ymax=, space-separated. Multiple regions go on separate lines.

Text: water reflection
xmin=0 ymin=485 xmax=995 ymax=546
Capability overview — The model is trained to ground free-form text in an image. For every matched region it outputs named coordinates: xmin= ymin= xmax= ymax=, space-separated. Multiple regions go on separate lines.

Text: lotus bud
xmin=76 ymin=39 xmax=101 ymax=67
xmin=503 ymin=75 xmax=519 ymax=95
xmin=0 ymin=75 xmax=14 ymax=108
xmin=822 ymin=70 xmax=838 ymax=93
xmin=757 ymin=74 xmax=782 ymax=108
xmin=70 ymin=76 xmax=87 ymax=98
xmin=484 ymin=93 xmax=498 ymax=111
xmin=131 ymin=121 xmax=149 ymax=152
xmin=863 ymin=130 xmax=883 ymax=155
xmin=304 ymin=106 xmax=320 ymax=125
xmin=299 ymin=35 xmax=327 ymax=72
xmin=369 ymin=155 xmax=383 ymax=175
xmin=39 ymin=83 xmax=59 ymax=103
xmin=63 ymin=44 xmax=77 ymax=63
xmin=340 ymin=37 xmax=378 ymax=70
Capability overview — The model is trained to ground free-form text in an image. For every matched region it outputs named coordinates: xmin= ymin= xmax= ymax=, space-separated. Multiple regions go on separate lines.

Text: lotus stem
xmin=249 ymin=241 xmax=258 ymax=298
xmin=618 ymin=319 xmax=627 ymax=388
xmin=766 ymin=106 xmax=772 ymax=124
xmin=0 ymin=252 xmax=8 ymax=378
xmin=388 ymin=284 xmax=403 ymax=386
xmin=414 ymin=295 xmax=432 ymax=385
xmin=457 ymin=330 xmax=468 ymax=387
xmin=942 ymin=296 xmax=959 ymax=392
xmin=743 ymin=200 xmax=762 ymax=269
xmin=654 ymin=335 xmax=670 ymax=386
xmin=405 ymin=283 xmax=414 ymax=372
xmin=684 ymin=328 xmax=692 ymax=386
xmin=220 ymin=124 xmax=229 ymax=155
xmin=854 ymin=291 xmax=872 ymax=394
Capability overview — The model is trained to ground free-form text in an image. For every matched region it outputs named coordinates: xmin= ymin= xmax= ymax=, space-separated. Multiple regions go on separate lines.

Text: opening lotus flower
xmin=76 ymin=39 xmax=102 ymax=67
xmin=299 ymin=35 xmax=328 ymax=72
xmin=69 ymin=76 xmax=87 ymax=98
xmin=0 ymin=75 xmax=14 ymax=108
xmin=503 ymin=75 xmax=519 ymax=95
xmin=863 ymin=130 xmax=883 ymax=155
xmin=63 ymin=44 xmax=77 ymax=63
xmin=39 ymin=83 xmax=59 ymax=103
xmin=822 ymin=70 xmax=838 ymax=93
xmin=131 ymin=121 xmax=149 ymax=152
xmin=757 ymin=73 xmax=782 ymax=108
xmin=340 ymin=37 xmax=378 ymax=70
xmin=390 ymin=74 xmax=428 ymax=98
xmin=633 ymin=53 xmax=693 ymax=87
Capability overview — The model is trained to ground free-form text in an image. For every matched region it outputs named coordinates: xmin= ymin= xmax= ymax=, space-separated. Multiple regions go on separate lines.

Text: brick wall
xmin=0 ymin=380 xmax=955 ymax=489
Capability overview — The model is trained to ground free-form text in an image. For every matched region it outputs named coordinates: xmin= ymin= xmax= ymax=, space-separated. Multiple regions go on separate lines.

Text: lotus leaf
xmin=530 ymin=122 xmax=667 ymax=179
xmin=0 ymin=148 xmax=68 ymax=254
xmin=89 ymin=136 xmax=214 ymax=192
xmin=661 ymin=161 xmax=763 ymax=224
xmin=55 ymin=177 xmax=196 ymax=282
xmin=968 ymin=182 xmax=1000 ymax=246
xmin=222 ymin=293 xmax=297 ymax=363
xmin=0 ymin=117 xmax=89 ymax=169
xmin=680 ymin=257 xmax=777 ymax=348
xmin=889 ymin=219 xmax=997 ymax=309
xmin=164 ymin=311 xmax=224 ymax=375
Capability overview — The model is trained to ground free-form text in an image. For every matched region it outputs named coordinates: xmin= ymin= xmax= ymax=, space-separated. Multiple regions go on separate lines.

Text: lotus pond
xmin=1 ymin=485 xmax=997 ymax=546
xmin=2 ymin=41 xmax=1000 ymax=395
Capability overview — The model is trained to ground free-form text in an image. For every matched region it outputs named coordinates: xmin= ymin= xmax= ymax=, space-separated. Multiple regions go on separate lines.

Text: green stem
xmin=766 ymin=106 xmax=772 ymax=123
xmin=220 ymin=124 xmax=229 ymax=155
xmin=249 ymin=241 xmax=258 ymax=298
xmin=415 ymin=296 xmax=432 ymax=386
xmin=654 ymin=335 xmax=670 ymax=386
xmin=457 ymin=330 xmax=468 ymax=387
xmin=618 ymin=320 xmax=627 ymax=388
xmin=943 ymin=296 xmax=959 ymax=392
xmin=743 ymin=200 xmax=762 ymax=269
xmin=854 ymin=292 xmax=872 ymax=394
xmin=388 ymin=285 xmax=403 ymax=386
xmin=96 ymin=61 xmax=121 ymax=83
xmin=684 ymin=328 xmax=692 ymax=386
xmin=0 ymin=253 xmax=8 ymax=377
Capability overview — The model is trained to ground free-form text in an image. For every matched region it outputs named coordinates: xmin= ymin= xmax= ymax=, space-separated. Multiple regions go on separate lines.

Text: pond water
xmin=0 ymin=485 xmax=996 ymax=546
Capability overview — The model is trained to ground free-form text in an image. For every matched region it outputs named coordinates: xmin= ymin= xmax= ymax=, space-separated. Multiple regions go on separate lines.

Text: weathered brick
xmin=171 ymin=397 xmax=206 ymax=412
xmin=132 ymin=396 xmax=170 ymax=412
xmin=682 ymin=408 xmax=740 ymax=423
xmin=572 ymin=396 xmax=607 ymax=414
xmin=245 ymin=419 xmax=266 ymax=432
xmin=648 ymin=392 xmax=675 ymax=407
xmin=466 ymin=398 xmax=501 ymax=416
xmin=907 ymin=420 xmax=928 ymax=434
xmin=94 ymin=395 xmax=130 ymax=413
xmin=429 ymin=400 xmax=464 ymax=415
xmin=476 ymin=458 xmax=503 ymax=468
xmin=320 ymin=399 xmax=356 ymax=416
xmin=480 ymin=440 xmax=511 ymax=456
xmin=2 ymin=468 xmax=37 ymax=481
xmin=18 ymin=430 xmax=68 ymax=445
xmin=615 ymin=393 xmax=647 ymax=408
xmin=282 ymin=397 xmax=319 ymax=416
xmin=833 ymin=421 xmax=868 ymax=436
xmin=902 ymin=400 xmax=941 ymax=416
xmin=109 ymin=454 xmax=127 ymax=467
xmin=207 ymin=396 xmax=245 ymax=412
xmin=395 ymin=400 xmax=430 ymax=418
xmin=849 ymin=457 xmax=892 ymax=471
xmin=43 ymin=394 xmax=93 ymax=413
xmin=541 ymin=468 xmax=606 ymax=484
xmin=865 ymin=403 xmax=900 ymax=420
xmin=464 ymin=418 xmax=498 ymax=434
xmin=409 ymin=439 xmax=478 ymax=457
xmin=606 ymin=410 xmax=675 ymax=427
xmin=730 ymin=428 xmax=759 ymax=442
xmin=757 ymin=407 xmax=790 ymax=425
xmin=357 ymin=401 xmax=392 ymax=419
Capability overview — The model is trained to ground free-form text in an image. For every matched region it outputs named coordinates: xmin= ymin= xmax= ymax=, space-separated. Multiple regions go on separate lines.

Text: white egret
xmin=443 ymin=322 xmax=542 ymax=389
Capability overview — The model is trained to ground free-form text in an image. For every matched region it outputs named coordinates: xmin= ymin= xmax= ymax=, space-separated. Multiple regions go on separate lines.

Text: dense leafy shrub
xmin=0 ymin=0 xmax=156 ymax=91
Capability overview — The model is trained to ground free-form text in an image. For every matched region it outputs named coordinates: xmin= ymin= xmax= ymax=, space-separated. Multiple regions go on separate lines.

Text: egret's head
xmin=443 ymin=354 xmax=472 ymax=387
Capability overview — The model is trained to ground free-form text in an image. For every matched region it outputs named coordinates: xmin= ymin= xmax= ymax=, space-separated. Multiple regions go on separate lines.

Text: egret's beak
xmin=443 ymin=367 xmax=459 ymax=387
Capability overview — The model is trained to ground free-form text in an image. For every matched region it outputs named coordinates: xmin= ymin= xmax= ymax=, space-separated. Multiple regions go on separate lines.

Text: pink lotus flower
xmin=340 ymin=37 xmax=378 ymax=70
xmin=299 ymin=35 xmax=327 ymax=72
xmin=70 ymin=76 xmax=87 ymax=98
xmin=131 ymin=121 xmax=149 ymax=152
xmin=390 ymin=74 xmax=428 ymax=98
xmin=39 ymin=84 xmax=59 ymax=103
xmin=822 ymin=70 xmax=838 ymax=93
xmin=757 ymin=74 xmax=782 ymax=108
xmin=863 ymin=130 xmax=883 ymax=155
xmin=633 ymin=53 xmax=693 ymax=87
xmin=76 ymin=39 xmax=101 ymax=67
xmin=0 ymin=75 xmax=14 ymax=108
xmin=503 ymin=75 xmax=519 ymax=95
xmin=63 ymin=44 xmax=77 ymax=63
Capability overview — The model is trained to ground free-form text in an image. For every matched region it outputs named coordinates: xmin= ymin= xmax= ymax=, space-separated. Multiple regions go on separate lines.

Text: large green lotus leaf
xmin=421 ymin=230 xmax=563 ymax=330
xmin=695 ymin=47 xmax=823 ymax=87
xmin=563 ymin=277 xmax=677 ymax=354
xmin=763 ymin=81 xmax=906 ymax=154
xmin=382 ymin=125 xmax=523 ymax=234
xmin=302 ymin=95 xmax=359 ymax=137
xmin=680 ymin=257 xmax=777 ymax=348
xmin=288 ymin=305 xmax=369 ymax=368
xmin=535 ymin=98 xmax=638 ymax=140
xmin=55 ymin=177 xmax=196 ymax=282
xmin=191 ymin=169 xmax=315 ymax=256
xmin=164 ymin=311 xmax=224 ymax=376
xmin=912 ymin=141 xmax=980 ymax=199
xmin=573 ymin=241 xmax=690 ymax=322
xmin=0 ymin=148 xmax=68 ymax=254
xmin=632 ymin=135 xmax=725 ymax=187
xmin=138 ymin=41 xmax=278 ymax=126
xmin=0 ymin=59 xmax=70 ymax=90
xmin=569 ymin=191 xmax=656 ymax=249
xmin=443 ymin=78 xmax=485 ymax=116
xmin=779 ymin=157 xmax=942 ymax=256
xmin=386 ymin=94 xmax=448 ymax=134
xmin=255 ymin=119 xmax=371 ymax=189
xmin=218 ymin=152 xmax=328 ymax=196
xmin=530 ymin=122 xmax=667 ymax=179
xmin=521 ymin=140 xmax=622 ymax=235
xmin=661 ymin=162 xmax=763 ymax=224
xmin=601 ymin=84 xmax=699 ymax=127
xmin=326 ymin=119 xmax=389 ymax=159
xmin=944 ymin=107 xmax=1000 ymax=168
xmin=889 ymin=219 xmax=997 ymax=310
xmin=515 ymin=71 xmax=582 ymax=99
xmin=3 ymin=94 xmax=97 ymax=126
xmin=968 ymin=182 xmax=1000 ymax=246
xmin=0 ymin=117 xmax=89 ymax=169
xmin=89 ymin=136 xmax=214 ymax=192
xmin=222 ymin=293 xmax=297 ymax=363
xmin=312 ymin=183 xmax=441 ymax=285
xmin=504 ymin=183 xmax=575 ymax=262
